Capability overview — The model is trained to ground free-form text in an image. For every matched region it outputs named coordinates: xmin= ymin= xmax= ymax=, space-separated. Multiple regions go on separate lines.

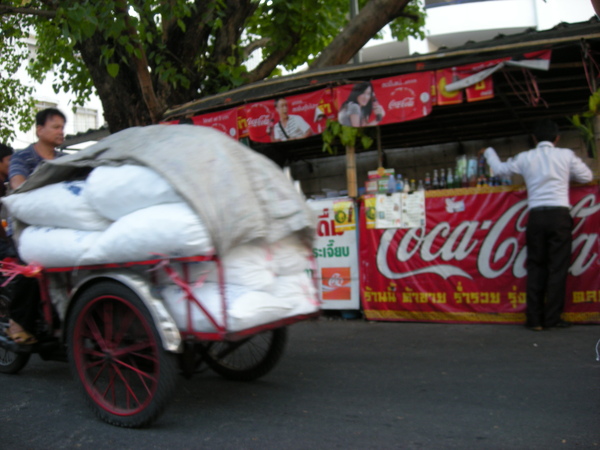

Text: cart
xmin=0 ymin=254 xmax=320 ymax=428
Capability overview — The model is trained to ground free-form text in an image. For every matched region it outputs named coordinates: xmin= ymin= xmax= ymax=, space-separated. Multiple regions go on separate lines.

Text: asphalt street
xmin=1 ymin=318 xmax=599 ymax=449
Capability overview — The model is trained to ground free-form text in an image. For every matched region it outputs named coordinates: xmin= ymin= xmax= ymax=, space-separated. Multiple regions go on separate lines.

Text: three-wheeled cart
xmin=0 ymin=254 xmax=320 ymax=428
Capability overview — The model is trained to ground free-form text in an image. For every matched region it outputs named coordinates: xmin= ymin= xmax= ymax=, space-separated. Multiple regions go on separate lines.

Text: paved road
xmin=1 ymin=318 xmax=599 ymax=449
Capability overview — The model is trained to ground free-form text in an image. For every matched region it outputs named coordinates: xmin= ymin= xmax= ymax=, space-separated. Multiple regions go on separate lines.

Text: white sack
xmin=81 ymin=202 xmax=214 ymax=264
xmin=85 ymin=164 xmax=183 ymax=220
xmin=3 ymin=180 xmax=111 ymax=231
xmin=268 ymin=272 xmax=320 ymax=316
xmin=161 ymin=282 xmax=295 ymax=332
xmin=269 ymin=234 xmax=312 ymax=276
xmin=205 ymin=242 xmax=275 ymax=290
xmin=18 ymin=226 xmax=101 ymax=267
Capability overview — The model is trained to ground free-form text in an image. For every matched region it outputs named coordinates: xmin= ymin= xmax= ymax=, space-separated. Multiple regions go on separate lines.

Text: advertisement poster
xmin=335 ymin=72 xmax=434 ymax=127
xmin=308 ymin=198 xmax=360 ymax=310
xmin=245 ymin=88 xmax=336 ymax=143
xmin=191 ymin=107 xmax=239 ymax=139
xmin=360 ymin=185 xmax=600 ymax=324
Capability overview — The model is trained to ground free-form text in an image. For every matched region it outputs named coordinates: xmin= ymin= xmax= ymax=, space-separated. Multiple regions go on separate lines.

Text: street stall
xmin=162 ymin=19 xmax=600 ymax=321
xmin=359 ymin=183 xmax=600 ymax=324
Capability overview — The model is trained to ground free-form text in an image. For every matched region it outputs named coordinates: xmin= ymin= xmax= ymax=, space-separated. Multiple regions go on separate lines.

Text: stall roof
xmin=164 ymin=18 xmax=600 ymax=163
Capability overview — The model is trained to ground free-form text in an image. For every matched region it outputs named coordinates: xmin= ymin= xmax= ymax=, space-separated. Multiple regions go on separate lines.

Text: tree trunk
xmin=76 ymin=34 xmax=153 ymax=132
xmin=310 ymin=0 xmax=411 ymax=69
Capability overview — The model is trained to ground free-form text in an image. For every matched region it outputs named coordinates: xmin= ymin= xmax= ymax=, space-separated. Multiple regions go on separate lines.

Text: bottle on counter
xmin=417 ymin=179 xmax=425 ymax=191
xmin=446 ymin=168 xmax=454 ymax=189
xmin=432 ymin=169 xmax=440 ymax=190
xmin=439 ymin=168 xmax=447 ymax=190
xmin=396 ymin=174 xmax=404 ymax=192
xmin=388 ymin=174 xmax=396 ymax=193
xmin=424 ymin=172 xmax=431 ymax=190
xmin=410 ymin=179 xmax=417 ymax=193
xmin=403 ymin=177 xmax=410 ymax=193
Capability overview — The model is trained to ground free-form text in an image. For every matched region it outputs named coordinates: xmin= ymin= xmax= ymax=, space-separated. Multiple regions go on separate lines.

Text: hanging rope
xmin=581 ymin=40 xmax=600 ymax=94
xmin=502 ymin=67 xmax=548 ymax=108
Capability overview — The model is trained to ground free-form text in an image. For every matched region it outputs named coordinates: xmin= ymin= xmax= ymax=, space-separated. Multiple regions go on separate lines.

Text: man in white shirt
xmin=482 ymin=119 xmax=593 ymax=331
xmin=272 ymin=97 xmax=313 ymax=142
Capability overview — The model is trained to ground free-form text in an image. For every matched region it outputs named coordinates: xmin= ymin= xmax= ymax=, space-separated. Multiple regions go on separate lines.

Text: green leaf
xmin=107 ymin=63 xmax=120 ymax=77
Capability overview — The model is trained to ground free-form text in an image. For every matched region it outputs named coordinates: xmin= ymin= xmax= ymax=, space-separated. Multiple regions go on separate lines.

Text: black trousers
xmin=525 ymin=207 xmax=573 ymax=327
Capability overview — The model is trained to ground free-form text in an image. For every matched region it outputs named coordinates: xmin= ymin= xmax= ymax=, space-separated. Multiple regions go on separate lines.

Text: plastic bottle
xmin=410 ymin=179 xmax=417 ymax=193
xmin=417 ymin=179 xmax=425 ymax=191
xmin=439 ymin=168 xmax=447 ymax=190
xmin=388 ymin=174 xmax=396 ymax=193
xmin=396 ymin=174 xmax=404 ymax=192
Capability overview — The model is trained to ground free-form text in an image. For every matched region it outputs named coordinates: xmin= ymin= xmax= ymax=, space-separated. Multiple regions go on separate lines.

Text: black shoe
xmin=545 ymin=320 xmax=572 ymax=329
xmin=525 ymin=324 xmax=543 ymax=331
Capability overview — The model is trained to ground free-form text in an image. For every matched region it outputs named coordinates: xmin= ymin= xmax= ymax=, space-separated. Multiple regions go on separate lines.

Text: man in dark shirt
xmin=5 ymin=108 xmax=66 ymax=344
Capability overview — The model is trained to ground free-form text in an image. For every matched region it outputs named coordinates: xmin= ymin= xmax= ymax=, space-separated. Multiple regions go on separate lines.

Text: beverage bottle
xmin=461 ymin=170 xmax=468 ymax=188
xmin=446 ymin=168 xmax=454 ymax=189
xmin=439 ymin=168 xmax=447 ymax=190
xmin=388 ymin=174 xmax=396 ymax=193
xmin=432 ymin=170 xmax=440 ymax=190
xmin=410 ymin=179 xmax=417 ymax=192
xmin=424 ymin=172 xmax=431 ymax=190
xmin=403 ymin=178 xmax=410 ymax=193
xmin=396 ymin=174 xmax=404 ymax=192
xmin=417 ymin=179 xmax=425 ymax=191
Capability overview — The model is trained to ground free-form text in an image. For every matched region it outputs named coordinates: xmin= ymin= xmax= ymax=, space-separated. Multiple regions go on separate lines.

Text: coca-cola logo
xmin=247 ymin=114 xmax=272 ymax=127
xmin=389 ymin=98 xmax=415 ymax=109
xmin=376 ymin=195 xmax=600 ymax=280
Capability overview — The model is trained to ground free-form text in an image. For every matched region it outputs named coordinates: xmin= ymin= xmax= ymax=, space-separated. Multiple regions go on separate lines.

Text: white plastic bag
xmin=81 ymin=202 xmax=214 ymax=264
xmin=3 ymin=180 xmax=111 ymax=231
xmin=204 ymin=242 xmax=276 ymax=290
xmin=84 ymin=164 xmax=183 ymax=220
xmin=18 ymin=226 xmax=102 ymax=267
xmin=161 ymin=282 xmax=294 ymax=332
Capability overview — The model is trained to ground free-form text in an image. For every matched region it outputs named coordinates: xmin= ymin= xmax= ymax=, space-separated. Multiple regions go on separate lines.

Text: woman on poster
xmin=338 ymin=81 xmax=385 ymax=127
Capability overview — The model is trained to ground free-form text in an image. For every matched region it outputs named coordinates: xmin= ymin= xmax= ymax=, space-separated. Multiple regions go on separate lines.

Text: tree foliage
xmin=0 ymin=0 xmax=425 ymax=142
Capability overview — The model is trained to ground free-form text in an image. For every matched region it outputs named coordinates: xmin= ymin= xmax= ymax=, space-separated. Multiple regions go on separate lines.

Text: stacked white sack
xmin=159 ymin=234 xmax=319 ymax=333
xmin=2 ymin=180 xmax=110 ymax=267
xmin=3 ymin=166 xmax=214 ymax=266
xmin=4 ymin=162 xmax=319 ymax=332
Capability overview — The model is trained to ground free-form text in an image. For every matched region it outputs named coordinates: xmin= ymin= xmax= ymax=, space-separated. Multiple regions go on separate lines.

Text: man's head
xmin=532 ymin=119 xmax=560 ymax=144
xmin=36 ymin=108 xmax=66 ymax=147
xmin=0 ymin=143 xmax=13 ymax=178
xmin=274 ymin=98 xmax=289 ymax=120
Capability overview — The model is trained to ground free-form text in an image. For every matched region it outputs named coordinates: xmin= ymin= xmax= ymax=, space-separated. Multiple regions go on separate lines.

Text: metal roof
xmin=164 ymin=18 xmax=600 ymax=163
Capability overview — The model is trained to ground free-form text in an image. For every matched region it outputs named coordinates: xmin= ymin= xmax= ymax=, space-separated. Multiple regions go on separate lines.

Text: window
xmin=74 ymin=107 xmax=98 ymax=133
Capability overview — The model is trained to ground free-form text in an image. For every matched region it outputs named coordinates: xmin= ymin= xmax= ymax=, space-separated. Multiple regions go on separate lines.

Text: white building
xmin=362 ymin=0 xmax=596 ymax=62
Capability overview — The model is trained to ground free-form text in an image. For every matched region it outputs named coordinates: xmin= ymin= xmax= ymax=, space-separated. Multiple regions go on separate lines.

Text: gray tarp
xmin=12 ymin=124 xmax=316 ymax=256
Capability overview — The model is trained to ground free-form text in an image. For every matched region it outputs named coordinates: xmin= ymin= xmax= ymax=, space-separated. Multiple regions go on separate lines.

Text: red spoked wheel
xmin=67 ymin=281 xmax=177 ymax=428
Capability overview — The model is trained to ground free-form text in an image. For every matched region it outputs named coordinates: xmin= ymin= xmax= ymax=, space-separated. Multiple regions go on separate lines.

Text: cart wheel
xmin=0 ymin=295 xmax=31 ymax=374
xmin=0 ymin=346 xmax=31 ymax=374
xmin=203 ymin=327 xmax=287 ymax=381
xmin=67 ymin=281 xmax=177 ymax=428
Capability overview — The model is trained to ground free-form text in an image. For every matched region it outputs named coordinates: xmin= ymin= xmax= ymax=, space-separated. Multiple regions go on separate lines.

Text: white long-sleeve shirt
xmin=484 ymin=142 xmax=593 ymax=209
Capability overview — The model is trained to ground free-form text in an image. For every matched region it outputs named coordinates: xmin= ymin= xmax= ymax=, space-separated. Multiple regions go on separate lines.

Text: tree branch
xmin=0 ymin=5 xmax=56 ymax=18
xmin=242 ymin=37 xmax=270 ymax=60
xmin=114 ymin=0 xmax=163 ymax=122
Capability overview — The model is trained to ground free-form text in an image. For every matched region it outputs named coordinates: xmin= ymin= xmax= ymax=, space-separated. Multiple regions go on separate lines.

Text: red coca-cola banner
xmin=335 ymin=72 xmax=434 ymax=127
xmin=244 ymin=88 xmax=336 ymax=143
xmin=191 ymin=107 xmax=239 ymax=139
xmin=360 ymin=185 xmax=600 ymax=324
